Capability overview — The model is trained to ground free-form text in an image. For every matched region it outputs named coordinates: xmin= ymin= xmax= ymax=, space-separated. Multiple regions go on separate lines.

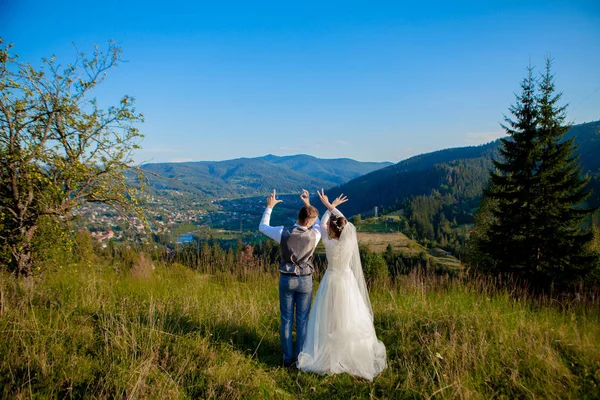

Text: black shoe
xmin=283 ymin=361 xmax=296 ymax=368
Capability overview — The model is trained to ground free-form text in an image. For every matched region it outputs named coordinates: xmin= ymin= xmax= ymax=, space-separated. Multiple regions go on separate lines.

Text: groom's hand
xmin=266 ymin=189 xmax=283 ymax=209
xmin=300 ymin=189 xmax=311 ymax=206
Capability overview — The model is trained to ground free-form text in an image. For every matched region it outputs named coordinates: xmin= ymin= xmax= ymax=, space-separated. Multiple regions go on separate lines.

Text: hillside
xmin=260 ymin=154 xmax=393 ymax=185
xmin=323 ymin=142 xmax=498 ymax=217
xmin=565 ymin=120 xmax=600 ymax=174
xmin=141 ymin=156 xmax=391 ymax=198
xmin=326 ymin=120 xmax=600 ymax=217
xmin=141 ymin=158 xmax=329 ymax=198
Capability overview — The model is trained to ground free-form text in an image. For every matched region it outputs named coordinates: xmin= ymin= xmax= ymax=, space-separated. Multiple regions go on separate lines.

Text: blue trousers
xmin=278 ymin=274 xmax=313 ymax=364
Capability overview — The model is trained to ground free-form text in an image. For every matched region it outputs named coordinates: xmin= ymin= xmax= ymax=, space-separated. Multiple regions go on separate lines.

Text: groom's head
xmin=297 ymin=205 xmax=319 ymax=228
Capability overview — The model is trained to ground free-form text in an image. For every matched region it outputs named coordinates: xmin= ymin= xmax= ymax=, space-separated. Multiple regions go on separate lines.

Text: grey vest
xmin=279 ymin=226 xmax=318 ymax=275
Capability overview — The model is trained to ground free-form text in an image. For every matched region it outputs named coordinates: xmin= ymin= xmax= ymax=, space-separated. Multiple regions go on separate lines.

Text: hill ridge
xmin=325 ymin=120 xmax=600 ymax=217
xmin=141 ymin=154 xmax=393 ymax=198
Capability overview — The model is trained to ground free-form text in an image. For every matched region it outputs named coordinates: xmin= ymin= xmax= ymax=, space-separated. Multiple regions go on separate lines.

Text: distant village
xmin=72 ymin=192 xmax=270 ymax=246
xmin=73 ymin=193 xmax=204 ymax=246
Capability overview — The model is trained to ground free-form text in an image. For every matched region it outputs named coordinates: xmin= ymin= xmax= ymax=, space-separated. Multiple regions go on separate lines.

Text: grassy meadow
xmin=1 ymin=264 xmax=600 ymax=399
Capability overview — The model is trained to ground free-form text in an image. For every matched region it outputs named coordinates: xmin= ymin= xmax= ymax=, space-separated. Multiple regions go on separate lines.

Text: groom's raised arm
xmin=308 ymin=217 xmax=322 ymax=244
xmin=259 ymin=190 xmax=284 ymax=243
xmin=300 ymin=189 xmax=322 ymax=242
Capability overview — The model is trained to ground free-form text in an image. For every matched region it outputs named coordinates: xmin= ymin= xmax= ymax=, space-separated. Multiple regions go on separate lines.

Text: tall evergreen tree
xmin=532 ymin=58 xmax=596 ymax=287
xmin=472 ymin=59 xmax=596 ymax=290
xmin=479 ymin=65 xmax=540 ymax=276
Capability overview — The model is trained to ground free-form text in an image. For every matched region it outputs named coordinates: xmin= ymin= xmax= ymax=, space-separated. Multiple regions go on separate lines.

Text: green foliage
xmin=464 ymin=196 xmax=497 ymax=269
xmin=73 ymin=231 xmax=96 ymax=266
xmin=585 ymin=218 xmax=600 ymax=286
xmin=470 ymin=59 xmax=597 ymax=291
xmin=383 ymin=244 xmax=415 ymax=277
xmin=359 ymin=245 xmax=389 ymax=287
xmin=0 ymin=38 xmax=144 ymax=276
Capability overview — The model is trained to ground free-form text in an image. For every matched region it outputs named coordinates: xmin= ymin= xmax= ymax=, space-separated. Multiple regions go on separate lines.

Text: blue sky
xmin=2 ymin=0 xmax=599 ymax=163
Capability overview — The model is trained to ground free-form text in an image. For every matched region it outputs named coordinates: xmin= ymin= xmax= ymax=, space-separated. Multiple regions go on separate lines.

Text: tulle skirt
xmin=297 ymin=267 xmax=387 ymax=381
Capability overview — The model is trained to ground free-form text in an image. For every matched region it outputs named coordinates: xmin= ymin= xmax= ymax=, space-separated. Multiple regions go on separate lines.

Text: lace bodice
xmin=323 ymin=239 xmax=347 ymax=271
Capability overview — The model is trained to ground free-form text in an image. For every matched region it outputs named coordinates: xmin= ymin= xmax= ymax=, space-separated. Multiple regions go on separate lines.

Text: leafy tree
xmin=384 ymin=243 xmax=395 ymax=270
xmin=471 ymin=59 xmax=596 ymax=290
xmin=464 ymin=196 xmax=498 ymax=269
xmin=73 ymin=230 xmax=96 ymax=266
xmin=359 ymin=245 xmax=389 ymax=287
xmin=0 ymin=39 xmax=144 ymax=277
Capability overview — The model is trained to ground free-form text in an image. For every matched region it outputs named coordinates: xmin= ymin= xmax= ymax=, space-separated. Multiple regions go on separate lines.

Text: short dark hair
xmin=328 ymin=215 xmax=347 ymax=239
xmin=298 ymin=205 xmax=319 ymax=225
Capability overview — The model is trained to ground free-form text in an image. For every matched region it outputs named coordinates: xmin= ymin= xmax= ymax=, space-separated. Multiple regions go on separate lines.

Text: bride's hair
xmin=328 ymin=215 xmax=347 ymax=239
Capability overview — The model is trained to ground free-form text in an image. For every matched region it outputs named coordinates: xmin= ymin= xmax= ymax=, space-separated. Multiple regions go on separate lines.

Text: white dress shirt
xmin=258 ymin=207 xmax=322 ymax=247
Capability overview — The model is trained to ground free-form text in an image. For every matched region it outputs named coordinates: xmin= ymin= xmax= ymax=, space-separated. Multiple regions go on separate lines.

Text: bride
xmin=297 ymin=189 xmax=387 ymax=381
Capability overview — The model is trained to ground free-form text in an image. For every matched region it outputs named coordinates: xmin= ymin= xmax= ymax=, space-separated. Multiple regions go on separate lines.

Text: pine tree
xmin=479 ymin=65 xmax=540 ymax=277
xmin=532 ymin=58 xmax=596 ymax=288
xmin=472 ymin=59 xmax=596 ymax=290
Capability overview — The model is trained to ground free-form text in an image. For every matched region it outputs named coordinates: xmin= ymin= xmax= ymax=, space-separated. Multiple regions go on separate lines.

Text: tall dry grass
xmin=0 ymin=265 xmax=599 ymax=399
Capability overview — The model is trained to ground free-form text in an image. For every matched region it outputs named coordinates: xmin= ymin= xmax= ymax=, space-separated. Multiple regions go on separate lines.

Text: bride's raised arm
xmin=320 ymin=209 xmax=332 ymax=237
xmin=317 ymin=189 xmax=348 ymax=237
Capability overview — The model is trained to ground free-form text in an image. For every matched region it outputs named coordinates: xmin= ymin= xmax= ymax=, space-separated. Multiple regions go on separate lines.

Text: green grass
xmin=1 ymin=266 xmax=599 ymax=399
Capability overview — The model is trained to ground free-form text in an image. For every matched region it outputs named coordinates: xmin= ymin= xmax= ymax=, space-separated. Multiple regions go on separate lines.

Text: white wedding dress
xmin=297 ymin=209 xmax=387 ymax=381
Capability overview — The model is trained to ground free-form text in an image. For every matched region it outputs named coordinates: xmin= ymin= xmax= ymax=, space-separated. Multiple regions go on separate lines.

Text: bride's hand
xmin=331 ymin=194 xmax=348 ymax=208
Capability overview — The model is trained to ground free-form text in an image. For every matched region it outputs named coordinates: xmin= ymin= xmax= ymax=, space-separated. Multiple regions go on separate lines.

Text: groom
xmin=259 ymin=189 xmax=321 ymax=367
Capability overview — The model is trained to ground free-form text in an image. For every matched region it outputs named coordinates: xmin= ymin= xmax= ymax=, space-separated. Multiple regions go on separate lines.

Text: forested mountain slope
xmin=328 ymin=120 xmax=600 ymax=217
xmin=140 ymin=155 xmax=391 ymax=198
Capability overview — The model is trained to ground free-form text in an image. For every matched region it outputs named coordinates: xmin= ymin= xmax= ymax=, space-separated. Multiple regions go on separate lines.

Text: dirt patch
xmin=357 ymin=232 xmax=416 ymax=253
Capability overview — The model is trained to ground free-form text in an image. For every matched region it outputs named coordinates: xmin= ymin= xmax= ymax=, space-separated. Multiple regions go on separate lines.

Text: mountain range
xmin=140 ymin=155 xmax=393 ymax=198
xmin=141 ymin=120 xmax=600 ymax=219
